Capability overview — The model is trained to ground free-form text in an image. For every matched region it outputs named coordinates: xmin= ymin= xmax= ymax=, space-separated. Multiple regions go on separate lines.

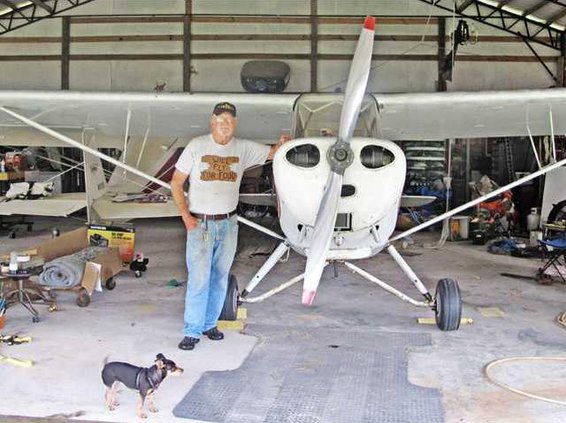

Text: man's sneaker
xmin=203 ymin=327 xmax=224 ymax=340
xmin=178 ymin=336 xmax=200 ymax=350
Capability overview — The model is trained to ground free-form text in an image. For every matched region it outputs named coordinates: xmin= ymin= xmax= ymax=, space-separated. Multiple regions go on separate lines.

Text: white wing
xmin=375 ymin=88 xmax=566 ymax=140
xmin=0 ymin=91 xmax=298 ymax=144
xmin=0 ymin=193 xmax=86 ymax=217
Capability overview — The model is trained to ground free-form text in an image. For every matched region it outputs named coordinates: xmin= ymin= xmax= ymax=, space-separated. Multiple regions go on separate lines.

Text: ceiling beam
xmin=522 ymin=0 xmax=550 ymax=17
xmin=0 ymin=0 xmax=18 ymax=10
xmin=29 ymin=0 xmax=53 ymax=13
xmin=416 ymin=0 xmax=562 ymax=50
xmin=457 ymin=0 xmax=475 ymax=13
xmin=497 ymin=0 xmax=517 ymax=7
xmin=0 ymin=0 xmax=96 ymax=36
xmin=547 ymin=7 xmax=566 ymax=23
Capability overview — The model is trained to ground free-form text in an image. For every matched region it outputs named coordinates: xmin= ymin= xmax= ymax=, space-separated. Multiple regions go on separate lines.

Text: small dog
xmin=101 ymin=353 xmax=184 ymax=419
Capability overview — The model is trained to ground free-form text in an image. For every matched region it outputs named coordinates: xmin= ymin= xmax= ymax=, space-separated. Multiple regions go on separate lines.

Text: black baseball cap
xmin=212 ymin=102 xmax=237 ymax=117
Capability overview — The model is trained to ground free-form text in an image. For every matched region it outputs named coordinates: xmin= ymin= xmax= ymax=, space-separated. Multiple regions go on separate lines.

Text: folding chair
xmin=538 ymin=234 xmax=566 ymax=283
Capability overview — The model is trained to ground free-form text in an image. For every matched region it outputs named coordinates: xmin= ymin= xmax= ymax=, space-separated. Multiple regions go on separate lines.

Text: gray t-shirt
xmin=175 ymin=134 xmax=270 ymax=214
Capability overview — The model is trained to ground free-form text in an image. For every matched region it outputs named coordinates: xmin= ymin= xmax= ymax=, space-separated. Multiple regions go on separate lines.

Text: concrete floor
xmin=1 ymin=216 xmax=566 ymax=422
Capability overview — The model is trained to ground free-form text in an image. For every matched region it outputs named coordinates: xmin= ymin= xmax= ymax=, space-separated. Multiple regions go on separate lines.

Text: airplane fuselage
xmin=273 ymin=137 xmax=406 ymax=260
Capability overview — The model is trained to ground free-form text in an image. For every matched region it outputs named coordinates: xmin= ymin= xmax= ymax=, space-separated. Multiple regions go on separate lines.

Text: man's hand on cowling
xmin=278 ymin=134 xmax=292 ymax=146
xmin=183 ymin=214 xmax=199 ymax=231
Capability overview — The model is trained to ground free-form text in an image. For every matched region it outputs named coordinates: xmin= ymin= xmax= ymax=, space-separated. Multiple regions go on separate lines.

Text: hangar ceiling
xmin=417 ymin=0 xmax=566 ymax=50
xmin=0 ymin=0 xmax=95 ymax=35
xmin=1 ymin=1 xmax=565 ymax=51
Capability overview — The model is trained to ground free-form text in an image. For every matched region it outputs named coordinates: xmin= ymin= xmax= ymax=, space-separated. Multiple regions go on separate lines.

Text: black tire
xmin=434 ymin=278 xmax=462 ymax=331
xmin=105 ymin=277 xmax=116 ymax=290
xmin=134 ymin=270 xmax=142 ymax=278
xmin=76 ymin=288 xmax=91 ymax=307
xmin=548 ymin=199 xmax=566 ymax=224
xmin=9 ymin=231 xmax=16 ymax=239
xmin=219 ymin=274 xmax=239 ymax=321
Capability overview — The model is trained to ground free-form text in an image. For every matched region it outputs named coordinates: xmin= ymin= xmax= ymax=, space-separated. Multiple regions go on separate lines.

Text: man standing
xmin=171 ymin=101 xmax=290 ymax=350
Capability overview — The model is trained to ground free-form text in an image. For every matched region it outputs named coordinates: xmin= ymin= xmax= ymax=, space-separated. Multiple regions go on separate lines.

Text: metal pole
xmin=465 ymin=139 xmax=470 ymax=201
xmin=344 ymin=261 xmax=430 ymax=307
xmin=242 ymin=242 xmax=291 ymax=296
xmin=183 ymin=0 xmax=192 ymax=92
xmin=240 ymin=273 xmax=305 ymax=303
xmin=310 ymin=0 xmax=318 ymax=92
xmin=61 ymin=16 xmax=70 ymax=90
xmin=437 ymin=17 xmax=447 ymax=92
xmin=386 ymin=245 xmax=431 ymax=297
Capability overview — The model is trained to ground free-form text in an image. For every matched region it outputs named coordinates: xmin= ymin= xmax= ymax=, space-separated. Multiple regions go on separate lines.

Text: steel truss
xmin=0 ymin=0 xmax=96 ymax=36
xmin=416 ymin=0 xmax=565 ymax=50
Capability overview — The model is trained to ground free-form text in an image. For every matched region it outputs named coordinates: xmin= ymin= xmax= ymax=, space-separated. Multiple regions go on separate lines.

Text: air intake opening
xmin=286 ymin=144 xmax=320 ymax=168
xmin=361 ymin=145 xmax=394 ymax=169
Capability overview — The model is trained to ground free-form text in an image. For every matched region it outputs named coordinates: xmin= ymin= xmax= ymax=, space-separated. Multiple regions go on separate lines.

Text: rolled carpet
xmin=39 ymin=247 xmax=107 ymax=288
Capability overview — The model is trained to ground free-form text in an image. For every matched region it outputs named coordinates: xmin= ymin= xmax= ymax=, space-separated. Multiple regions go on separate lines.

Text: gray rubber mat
xmin=173 ymin=325 xmax=443 ymax=423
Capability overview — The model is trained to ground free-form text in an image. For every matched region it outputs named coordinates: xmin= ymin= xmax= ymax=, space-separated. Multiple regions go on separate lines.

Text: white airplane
xmin=1 ymin=16 xmax=566 ymax=330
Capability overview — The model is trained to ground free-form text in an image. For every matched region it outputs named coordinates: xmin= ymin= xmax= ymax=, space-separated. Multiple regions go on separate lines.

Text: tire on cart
xmin=219 ymin=274 xmax=239 ymax=321
xmin=434 ymin=278 xmax=462 ymax=331
xmin=76 ymin=287 xmax=91 ymax=307
xmin=105 ymin=277 xmax=116 ymax=290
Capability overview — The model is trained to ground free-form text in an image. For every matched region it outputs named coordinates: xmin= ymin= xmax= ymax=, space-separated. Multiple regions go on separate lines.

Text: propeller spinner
xmin=302 ymin=16 xmax=376 ymax=305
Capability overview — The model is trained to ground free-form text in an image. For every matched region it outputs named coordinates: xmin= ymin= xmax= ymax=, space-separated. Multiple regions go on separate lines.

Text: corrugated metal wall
xmin=0 ymin=0 xmax=559 ymax=92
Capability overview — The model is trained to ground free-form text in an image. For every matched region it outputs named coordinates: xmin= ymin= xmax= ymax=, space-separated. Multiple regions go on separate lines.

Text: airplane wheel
xmin=219 ymin=274 xmax=239 ymax=321
xmin=434 ymin=278 xmax=462 ymax=331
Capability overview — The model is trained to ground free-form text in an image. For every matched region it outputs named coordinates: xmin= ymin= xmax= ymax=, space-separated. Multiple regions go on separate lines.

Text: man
xmin=171 ymin=101 xmax=290 ymax=351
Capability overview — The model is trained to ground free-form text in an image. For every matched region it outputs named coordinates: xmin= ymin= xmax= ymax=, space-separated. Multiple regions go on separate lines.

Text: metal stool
xmin=2 ymin=271 xmax=55 ymax=322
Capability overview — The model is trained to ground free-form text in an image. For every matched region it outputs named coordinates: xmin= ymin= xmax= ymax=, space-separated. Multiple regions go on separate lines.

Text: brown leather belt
xmin=192 ymin=209 xmax=237 ymax=221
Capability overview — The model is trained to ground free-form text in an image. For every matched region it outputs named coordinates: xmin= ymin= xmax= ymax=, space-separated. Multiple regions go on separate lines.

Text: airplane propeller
xmin=302 ymin=16 xmax=375 ymax=305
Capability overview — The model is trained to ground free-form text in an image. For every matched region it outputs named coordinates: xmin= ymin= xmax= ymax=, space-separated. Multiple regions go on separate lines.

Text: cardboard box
xmin=0 ymin=171 xmax=24 ymax=181
xmin=1 ymin=227 xmax=124 ymax=297
xmin=87 ymin=224 xmax=135 ymax=262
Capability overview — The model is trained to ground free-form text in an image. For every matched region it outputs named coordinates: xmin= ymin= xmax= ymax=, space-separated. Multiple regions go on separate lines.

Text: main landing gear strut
xmin=345 ymin=245 xmax=462 ymax=331
xmin=236 ymin=242 xmax=462 ymax=331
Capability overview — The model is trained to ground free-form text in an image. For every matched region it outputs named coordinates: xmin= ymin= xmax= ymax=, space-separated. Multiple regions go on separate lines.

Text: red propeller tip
xmin=302 ymin=290 xmax=316 ymax=306
xmin=364 ymin=16 xmax=375 ymax=31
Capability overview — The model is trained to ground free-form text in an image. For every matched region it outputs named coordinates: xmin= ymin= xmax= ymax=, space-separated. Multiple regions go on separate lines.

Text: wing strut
xmin=391 ymin=156 xmax=566 ymax=243
xmin=526 ymin=124 xmax=542 ymax=169
xmin=0 ymin=105 xmax=286 ymax=241
xmin=549 ymin=107 xmax=556 ymax=163
xmin=122 ymin=108 xmax=132 ymax=178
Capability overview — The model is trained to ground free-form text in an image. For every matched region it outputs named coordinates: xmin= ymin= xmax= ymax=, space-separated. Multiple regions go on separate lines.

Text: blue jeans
xmin=183 ymin=215 xmax=238 ymax=338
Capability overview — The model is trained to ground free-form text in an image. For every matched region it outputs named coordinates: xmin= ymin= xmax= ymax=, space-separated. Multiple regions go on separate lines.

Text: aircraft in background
xmin=1 ymin=16 xmax=566 ymax=330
